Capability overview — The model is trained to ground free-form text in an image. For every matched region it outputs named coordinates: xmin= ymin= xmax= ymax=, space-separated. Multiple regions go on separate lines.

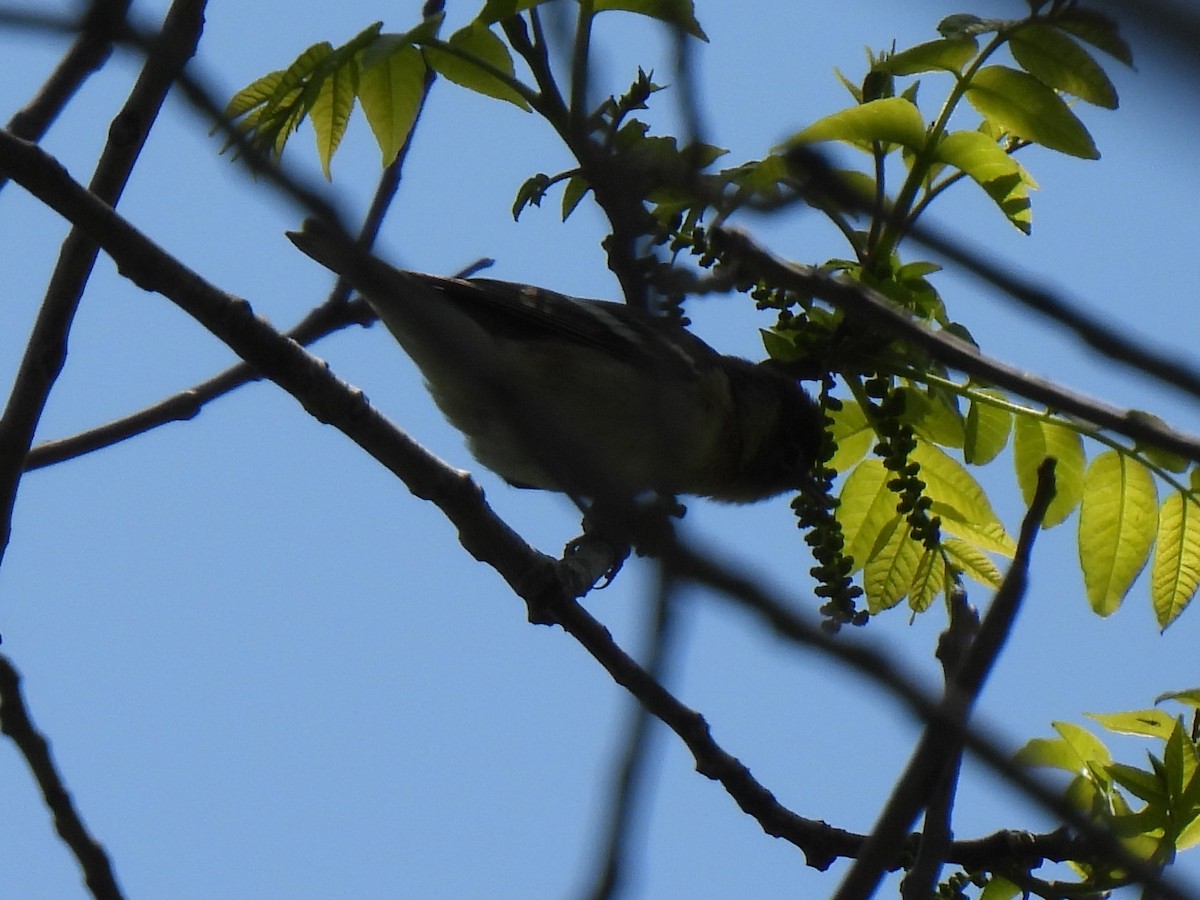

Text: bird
xmin=287 ymin=219 xmax=824 ymax=506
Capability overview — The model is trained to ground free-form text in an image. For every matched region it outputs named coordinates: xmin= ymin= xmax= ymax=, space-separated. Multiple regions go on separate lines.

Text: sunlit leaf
xmin=1156 ymin=689 xmax=1200 ymax=709
xmin=1054 ymin=720 xmax=1112 ymax=768
xmin=826 ymin=399 xmax=874 ymax=472
xmin=358 ymin=44 xmax=428 ymax=166
xmin=1078 ymin=452 xmax=1158 ymax=616
xmin=311 ymin=56 xmax=357 ymax=178
xmin=911 ymin=442 xmax=1015 ymax=555
xmin=943 ymin=537 xmax=1002 ymax=589
xmin=908 ymin=547 xmax=943 ymax=613
xmin=874 ymin=37 xmax=978 ymax=75
xmin=937 ymin=14 xmax=1003 ymax=39
xmin=934 ymin=130 xmax=1033 ymax=233
xmin=1015 ymin=736 xmax=1082 ymax=773
xmin=837 ymin=460 xmax=900 ymax=572
xmin=1013 ymin=416 xmax=1085 ymax=527
xmin=425 ymin=22 xmax=531 ymax=109
xmin=784 ymin=97 xmax=927 ymax=153
xmin=979 ymin=875 xmax=1021 ymax=900
xmin=224 ymin=69 xmax=285 ymax=120
xmin=1087 ymin=709 xmax=1176 ymax=739
xmin=903 ymin=388 xmax=964 ymax=449
xmin=1151 ymin=492 xmax=1200 ymax=628
xmin=966 ymin=65 xmax=1098 ymax=159
xmin=863 ymin=516 xmax=922 ymax=612
xmin=963 ymin=390 xmax=1013 ymax=464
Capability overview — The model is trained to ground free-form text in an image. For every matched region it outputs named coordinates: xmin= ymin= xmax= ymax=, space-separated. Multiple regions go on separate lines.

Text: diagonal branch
xmin=834 ymin=459 xmax=1058 ymax=900
xmin=0 ymin=655 xmax=125 ymax=900
xmin=583 ymin=570 xmax=678 ymax=900
xmin=3 ymin=0 xmax=131 ymax=155
xmin=711 ymin=227 xmax=1200 ymax=463
xmin=26 ymin=56 xmax=436 ymax=473
xmin=0 ymin=0 xmax=206 ymax=569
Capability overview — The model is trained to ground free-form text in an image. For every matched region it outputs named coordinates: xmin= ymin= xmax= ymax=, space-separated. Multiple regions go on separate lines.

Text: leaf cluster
xmin=1005 ymin=697 xmax=1200 ymax=896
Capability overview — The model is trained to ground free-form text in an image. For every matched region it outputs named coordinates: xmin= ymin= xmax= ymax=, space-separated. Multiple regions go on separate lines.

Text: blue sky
xmin=1 ymin=1 xmax=1199 ymax=898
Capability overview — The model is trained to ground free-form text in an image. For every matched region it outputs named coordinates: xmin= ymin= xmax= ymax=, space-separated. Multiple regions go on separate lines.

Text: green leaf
xmin=561 ymin=174 xmax=590 ymax=220
xmin=224 ymin=69 xmax=286 ymax=120
xmin=1157 ymin=689 xmax=1200 ymax=709
xmin=785 ymin=97 xmax=927 ymax=153
xmin=1178 ymin=810 xmax=1200 ymax=851
xmin=979 ymin=875 xmax=1022 ymax=900
xmin=1164 ymin=718 xmax=1199 ymax=816
xmin=424 ymin=22 xmax=531 ymax=110
xmin=908 ymin=547 xmax=943 ymax=613
xmin=311 ymin=55 xmax=358 ymax=178
xmin=965 ymin=65 xmax=1099 ymax=159
xmin=934 ymin=130 xmax=1032 ymax=233
xmin=1055 ymin=720 xmax=1112 ymax=768
xmin=1108 ymin=761 xmax=1168 ymax=806
xmin=963 ymin=390 xmax=1013 ymax=464
xmin=1010 ymin=23 xmax=1118 ymax=109
xmin=1087 ymin=709 xmax=1177 ymax=739
xmin=1053 ymin=8 xmax=1134 ymax=67
xmin=902 ymin=388 xmax=964 ymax=448
xmin=358 ymin=43 xmax=427 ymax=167
xmin=943 ymin=537 xmax=1002 ymax=589
xmin=837 ymin=460 xmax=901 ymax=572
xmin=1015 ymin=736 xmax=1083 ymax=773
xmin=827 ymin=399 xmax=874 ymax=472
xmin=1152 ymin=492 xmax=1200 ymax=628
xmin=1012 ymin=415 xmax=1085 ymax=527
xmin=1128 ymin=411 xmax=1191 ymax=473
xmin=937 ymin=14 xmax=1003 ymax=39
xmin=863 ymin=516 xmax=923 ymax=612
xmin=1078 ymin=451 xmax=1158 ymax=616
xmin=478 ymin=0 xmax=555 ymax=23
xmin=594 ymin=0 xmax=708 ymax=41
xmin=911 ymin=442 xmax=1015 ymax=555
xmin=874 ymin=37 xmax=978 ymax=76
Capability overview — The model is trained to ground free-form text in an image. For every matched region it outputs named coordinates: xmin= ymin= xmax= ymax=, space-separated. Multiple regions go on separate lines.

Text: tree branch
xmin=0 ymin=655 xmax=125 ymax=900
xmin=0 ymin=0 xmax=206 ymax=571
xmin=3 ymin=0 xmax=130 ymax=154
xmin=711 ymin=227 xmax=1200 ymax=463
xmin=835 ymin=459 xmax=1058 ymax=899
xmin=582 ymin=571 xmax=678 ymax=900
xmin=25 ymin=57 xmax=436 ymax=473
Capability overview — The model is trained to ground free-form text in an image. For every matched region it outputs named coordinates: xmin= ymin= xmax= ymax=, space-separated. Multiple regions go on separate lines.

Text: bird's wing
xmin=287 ymin=219 xmax=720 ymax=380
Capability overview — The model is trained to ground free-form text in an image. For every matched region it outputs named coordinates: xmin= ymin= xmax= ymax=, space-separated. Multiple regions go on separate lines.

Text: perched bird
xmin=287 ymin=219 xmax=823 ymax=505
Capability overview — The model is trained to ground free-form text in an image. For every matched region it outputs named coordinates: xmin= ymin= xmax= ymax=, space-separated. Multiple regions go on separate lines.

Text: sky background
xmin=1 ymin=1 xmax=1199 ymax=898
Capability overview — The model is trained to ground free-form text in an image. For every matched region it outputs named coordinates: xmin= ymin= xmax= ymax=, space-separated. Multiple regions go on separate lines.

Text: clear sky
xmin=1 ymin=1 xmax=1199 ymax=898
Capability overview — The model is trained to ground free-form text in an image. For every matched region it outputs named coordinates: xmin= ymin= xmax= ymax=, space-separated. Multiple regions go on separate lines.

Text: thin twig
xmin=3 ymin=0 xmax=130 ymax=152
xmin=901 ymin=586 xmax=979 ymax=900
xmin=583 ymin=569 xmax=678 ymax=900
xmin=0 ymin=656 xmax=125 ymax=900
xmin=0 ymin=0 xmax=206 ymax=563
